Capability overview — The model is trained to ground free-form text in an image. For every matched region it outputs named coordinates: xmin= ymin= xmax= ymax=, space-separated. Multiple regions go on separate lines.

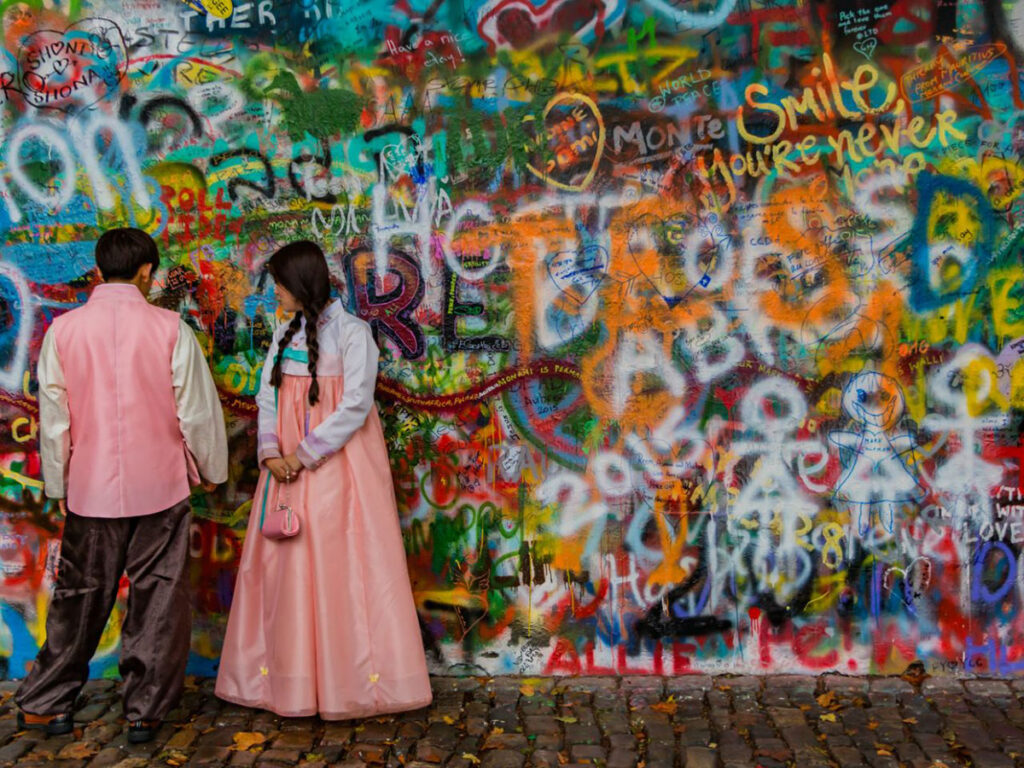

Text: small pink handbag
xmin=259 ymin=478 xmax=300 ymax=540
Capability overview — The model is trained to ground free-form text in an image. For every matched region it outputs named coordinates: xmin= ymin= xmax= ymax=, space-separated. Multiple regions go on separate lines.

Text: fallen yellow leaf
xmin=867 ymin=721 xmax=879 ymax=730
xmin=58 ymin=743 xmax=99 ymax=760
xmin=651 ymin=700 xmax=678 ymax=715
xmin=443 ymin=716 xmax=456 ymax=725
xmin=231 ymin=732 xmax=268 ymax=751
xmin=461 ymin=754 xmax=481 ymax=764
xmin=820 ymin=713 xmax=837 ymax=723
xmin=554 ymin=716 xmax=578 ymax=724
xmin=816 ymin=691 xmax=837 ymax=708
xmin=109 ymin=759 xmax=151 ymax=768
xmin=876 ymin=749 xmax=893 ymax=756
xmin=520 ymin=685 xmax=536 ymax=697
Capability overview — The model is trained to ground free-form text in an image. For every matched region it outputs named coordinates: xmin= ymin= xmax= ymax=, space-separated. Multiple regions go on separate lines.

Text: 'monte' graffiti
xmin=2 ymin=0 xmax=1024 ymax=678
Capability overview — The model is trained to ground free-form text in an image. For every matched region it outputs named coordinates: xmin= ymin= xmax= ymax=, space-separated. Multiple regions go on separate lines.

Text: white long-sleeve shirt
xmin=38 ymin=319 xmax=229 ymax=498
xmin=256 ymin=298 xmax=379 ymax=469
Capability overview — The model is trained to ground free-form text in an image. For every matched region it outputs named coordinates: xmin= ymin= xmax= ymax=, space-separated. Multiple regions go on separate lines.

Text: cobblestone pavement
xmin=0 ymin=674 xmax=1022 ymax=768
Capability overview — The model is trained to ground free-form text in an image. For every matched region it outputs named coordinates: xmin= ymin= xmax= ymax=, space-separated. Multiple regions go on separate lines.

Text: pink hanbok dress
xmin=216 ymin=299 xmax=432 ymax=719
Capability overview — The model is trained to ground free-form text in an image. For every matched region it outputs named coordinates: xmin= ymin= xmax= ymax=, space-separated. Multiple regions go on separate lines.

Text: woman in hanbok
xmin=216 ymin=241 xmax=432 ymax=719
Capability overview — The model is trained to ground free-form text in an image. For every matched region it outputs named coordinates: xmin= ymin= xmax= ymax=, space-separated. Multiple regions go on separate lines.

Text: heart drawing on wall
xmin=523 ymin=92 xmax=606 ymax=192
xmin=15 ymin=17 xmax=127 ymax=111
xmin=546 ymin=245 xmax=609 ymax=304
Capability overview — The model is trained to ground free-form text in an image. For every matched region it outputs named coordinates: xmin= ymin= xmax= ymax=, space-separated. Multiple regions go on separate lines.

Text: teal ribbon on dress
xmin=281 ymin=347 xmax=309 ymax=364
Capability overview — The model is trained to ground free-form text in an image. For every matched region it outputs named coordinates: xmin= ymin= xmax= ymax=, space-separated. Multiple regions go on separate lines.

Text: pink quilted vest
xmin=50 ymin=283 xmax=190 ymax=518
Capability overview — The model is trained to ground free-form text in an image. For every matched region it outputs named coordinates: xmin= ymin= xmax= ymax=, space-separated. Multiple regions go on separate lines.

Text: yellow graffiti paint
xmin=901 ymin=293 xmax=977 ymax=347
xmin=988 ymin=267 xmax=1024 ymax=343
xmin=21 ymin=370 xmax=36 ymax=402
xmin=962 ymin=355 xmax=1009 ymax=416
xmin=11 ymin=417 xmax=37 ymax=443
xmin=0 ymin=466 xmax=43 ymax=491
xmin=180 ymin=0 xmax=233 ymax=19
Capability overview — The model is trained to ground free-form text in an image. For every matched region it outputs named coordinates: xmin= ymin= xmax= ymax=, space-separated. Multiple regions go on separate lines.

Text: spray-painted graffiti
xmin=2 ymin=0 xmax=1024 ymax=678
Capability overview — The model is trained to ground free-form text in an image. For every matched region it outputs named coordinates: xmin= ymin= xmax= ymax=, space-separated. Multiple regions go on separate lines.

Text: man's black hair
xmin=95 ymin=228 xmax=160 ymax=281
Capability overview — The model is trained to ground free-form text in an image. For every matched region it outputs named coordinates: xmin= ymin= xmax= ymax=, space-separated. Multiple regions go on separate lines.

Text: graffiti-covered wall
xmin=1 ymin=0 xmax=1024 ymax=678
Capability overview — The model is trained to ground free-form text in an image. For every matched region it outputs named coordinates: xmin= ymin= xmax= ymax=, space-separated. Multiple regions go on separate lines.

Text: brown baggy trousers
xmin=15 ymin=500 xmax=192 ymax=722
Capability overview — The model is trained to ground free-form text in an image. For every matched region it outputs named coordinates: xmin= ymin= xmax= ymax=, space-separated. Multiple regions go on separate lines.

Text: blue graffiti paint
xmin=908 ymin=172 xmax=996 ymax=311
xmin=972 ymin=541 xmax=1017 ymax=605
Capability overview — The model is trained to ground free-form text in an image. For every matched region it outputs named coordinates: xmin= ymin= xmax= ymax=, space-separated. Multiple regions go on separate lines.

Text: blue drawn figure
xmin=829 ymin=372 xmax=925 ymax=535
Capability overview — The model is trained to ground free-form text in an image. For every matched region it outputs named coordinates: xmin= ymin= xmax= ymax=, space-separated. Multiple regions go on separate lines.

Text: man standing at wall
xmin=14 ymin=228 xmax=229 ymax=744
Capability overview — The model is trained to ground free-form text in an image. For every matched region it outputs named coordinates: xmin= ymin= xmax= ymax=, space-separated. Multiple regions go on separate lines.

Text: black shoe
xmin=16 ymin=710 xmax=74 ymax=735
xmin=127 ymin=720 xmax=161 ymax=744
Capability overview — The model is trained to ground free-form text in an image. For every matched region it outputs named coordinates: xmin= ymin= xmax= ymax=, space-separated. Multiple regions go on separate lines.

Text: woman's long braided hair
xmin=267 ymin=241 xmax=331 ymax=406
